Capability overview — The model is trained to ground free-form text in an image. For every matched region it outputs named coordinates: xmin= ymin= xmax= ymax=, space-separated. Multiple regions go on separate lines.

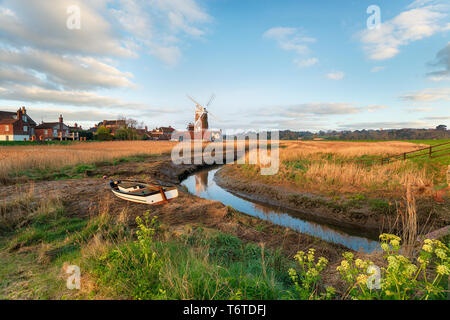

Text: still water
xmin=181 ymin=167 xmax=380 ymax=253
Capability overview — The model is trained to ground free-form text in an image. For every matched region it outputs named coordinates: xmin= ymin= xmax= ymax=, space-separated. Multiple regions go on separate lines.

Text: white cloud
xmin=110 ymin=0 xmax=211 ymax=64
xmin=401 ymin=87 xmax=450 ymax=101
xmin=295 ymin=58 xmax=319 ymax=68
xmin=370 ymin=66 xmax=385 ymax=73
xmin=359 ymin=1 xmax=450 ymax=60
xmin=0 ymin=48 xmax=134 ymax=90
xmin=411 ymin=107 xmax=435 ymax=112
xmin=338 ymin=121 xmax=432 ymax=130
xmin=258 ymin=102 xmax=387 ymax=119
xmin=0 ymin=0 xmax=211 ymax=117
xmin=423 ymin=115 xmax=450 ymax=120
xmin=0 ymin=85 xmax=147 ymax=110
xmin=263 ymin=27 xmax=318 ymax=67
xmin=365 ymin=105 xmax=389 ymax=112
xmin=326 ymin=71 xmax=345 ymax=80
xmin=0 ymin=0 xmax=133 ymax=57
xmin=148 ymin=44 xmax=182 ymax=66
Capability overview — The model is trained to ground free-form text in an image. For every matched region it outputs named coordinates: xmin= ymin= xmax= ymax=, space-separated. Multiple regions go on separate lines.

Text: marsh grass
xmin=237 ymin=141 xmax=446 ymax=198
xmin=0 ymin=141 xmax=176 ymax=183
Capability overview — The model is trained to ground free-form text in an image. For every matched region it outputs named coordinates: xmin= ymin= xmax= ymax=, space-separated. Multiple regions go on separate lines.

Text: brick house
xmin=150 ymin=126 xmax=175 ymax=140
xmin=35 ymin=114 xmax=70 ymax=141
xmin=0 ymin=107 xmax=36 ymax=141
xmin=100 ymin=120 xmax=127 ymax=135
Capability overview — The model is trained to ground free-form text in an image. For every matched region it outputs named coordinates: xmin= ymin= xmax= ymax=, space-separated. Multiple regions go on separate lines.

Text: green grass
xmin=86 ymin=220 xmax=294 ymax=300
xmin=0 ymin=194 xmax=132 ymax=299
xmin=1 ymin=194 xmax=296 ymax=300
xmin=407 ymin=139 xmax=450 ymax=146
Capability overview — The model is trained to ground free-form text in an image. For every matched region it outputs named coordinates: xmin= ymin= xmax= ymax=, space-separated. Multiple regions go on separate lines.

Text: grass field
xmin=0 ymin=141 xmax=176 ymax=183
xmin=1 ymin=139 xmax=449 ymax=300
xmin=237 ymin=140 xmax=449 ymax=198
xmin=1 ymin=193 xmax=448 ymax=300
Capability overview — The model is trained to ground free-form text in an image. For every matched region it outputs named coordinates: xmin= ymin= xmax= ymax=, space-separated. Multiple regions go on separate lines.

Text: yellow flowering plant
xmin=290 ymin=234 xmax=450 ymax=300
xmin=288 ymin=248 xmax=335 ymax=300
xmin=336 ymin=234 xmax=450 ymax=300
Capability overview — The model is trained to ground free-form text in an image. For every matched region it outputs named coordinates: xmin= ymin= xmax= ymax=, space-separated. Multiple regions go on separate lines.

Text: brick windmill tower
xmin=187 ymin=94 xmax=215 ymax=138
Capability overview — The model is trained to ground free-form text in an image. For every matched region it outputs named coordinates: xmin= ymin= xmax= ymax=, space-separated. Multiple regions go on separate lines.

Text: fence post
xmin=429 ymin=146 xmax=432 ymax=158
xmin=403 ymin=153 xmax=406 ymax=160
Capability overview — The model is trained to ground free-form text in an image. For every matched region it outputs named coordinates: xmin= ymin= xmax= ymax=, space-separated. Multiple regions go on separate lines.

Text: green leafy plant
xmin=288 ymin=248 xmax=335 ymax=300
xmin=290 ymin=234 xmax=450 ymax=300
xmin=336 ymin=234 xmax=450 ymax=300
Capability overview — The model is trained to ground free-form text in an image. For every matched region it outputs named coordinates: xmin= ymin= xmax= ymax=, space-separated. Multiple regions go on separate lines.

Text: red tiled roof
xmin=0 ymin=110 xmax=37 ymax=126
xmin=0 ymin=111 xmax=16 ymax=120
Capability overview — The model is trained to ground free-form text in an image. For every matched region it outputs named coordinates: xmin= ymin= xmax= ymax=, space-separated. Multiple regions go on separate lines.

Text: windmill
xmin=187 ymin=94 xmax=216 ymax=133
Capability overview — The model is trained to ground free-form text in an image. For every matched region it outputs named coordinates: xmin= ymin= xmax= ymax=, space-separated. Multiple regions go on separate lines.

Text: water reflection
xmin=195 ymin=170 xmax=208 ymax=194
xmin=181 ymin=168 xmax=380 ymax=253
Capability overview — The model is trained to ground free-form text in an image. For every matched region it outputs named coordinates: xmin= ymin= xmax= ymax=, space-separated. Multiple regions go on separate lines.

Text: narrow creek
xmin=181 ymin=167 xmax=380 ymax=253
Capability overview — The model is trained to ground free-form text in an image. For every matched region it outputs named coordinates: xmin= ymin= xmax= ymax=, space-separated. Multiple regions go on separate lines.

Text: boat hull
xmin=110 ymin=181 xmax=178 ymax=205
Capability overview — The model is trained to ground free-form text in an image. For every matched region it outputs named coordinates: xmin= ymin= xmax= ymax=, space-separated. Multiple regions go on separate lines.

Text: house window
xmin=22 ymin=115 xmax=27 ymax=122
xmin=5 ymin=125 xmax=9 ymax=132
xmin=44 ymin=129 xmax=48 ymax=135
xmin=23 ymin=126 xmax=27 ymax=132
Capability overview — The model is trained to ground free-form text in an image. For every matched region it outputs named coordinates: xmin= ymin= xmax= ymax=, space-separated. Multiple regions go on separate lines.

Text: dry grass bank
xmin=239 ymin=141 xmax=442 ymax=197
xmin=0 ymin=141 xmax=176 ymax=182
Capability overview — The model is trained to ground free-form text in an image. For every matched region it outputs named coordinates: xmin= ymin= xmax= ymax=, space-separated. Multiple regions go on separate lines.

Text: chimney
xmin=17 ymin=108 xmax=21 ymax=119
xmin=22 ymin=106 xmax=26 ymax=114
xmin=59 ymin=114 xmax=63 ymax=133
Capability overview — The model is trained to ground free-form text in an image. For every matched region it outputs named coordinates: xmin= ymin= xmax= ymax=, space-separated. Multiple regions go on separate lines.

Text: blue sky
xmin=0 ymin=0 xmax=449 ymax=132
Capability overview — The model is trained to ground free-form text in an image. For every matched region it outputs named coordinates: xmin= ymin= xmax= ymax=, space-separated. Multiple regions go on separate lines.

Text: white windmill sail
xmin=187 ymin=94 xmax=214 ymax=133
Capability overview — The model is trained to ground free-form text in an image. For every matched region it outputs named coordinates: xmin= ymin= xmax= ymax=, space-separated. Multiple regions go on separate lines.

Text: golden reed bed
xmin=0 ymin=141 xmax=176 ymax=181
xmin=239 ymin=141 xmax=437 ymax=196
xmin=0 ymin=140 xmax=436 ymax=196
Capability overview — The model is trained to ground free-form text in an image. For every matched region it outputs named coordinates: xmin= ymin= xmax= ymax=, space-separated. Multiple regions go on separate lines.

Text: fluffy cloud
xmin=110 ymin=0 xmax=211 ymax=65
xmin=295 ymin=58 xmax=319 ymax=68
xmin=366 ymin=105 xmax=389 ymax=112
xmin=258 ymin=103 xmax=388 ymax=119
xmin=401 ymin=87 xmax=450 ymax=101
xmin=326 ymin=71 xmax=345 ymax=80
xmin=0 ymin=0 xmax=132 ymax=57
xmin=263 ymin=27 xmax=318 ymax=67
xmin=411 ymin=107 xmax=435 ymax=112
xmin=0 ymin=85 xmax=148 ymax=110
xmin=359 ymin=1 xmax=450 ymax=60
xmin=0 ymin=48 xmax=134 ymax=90
xmin=0 ymin=0 xmax=210 ymax=115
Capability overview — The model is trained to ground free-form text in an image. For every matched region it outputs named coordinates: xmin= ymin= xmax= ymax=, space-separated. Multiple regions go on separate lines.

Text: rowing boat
xmin=109 ymin=180 xmax=178 ymax=205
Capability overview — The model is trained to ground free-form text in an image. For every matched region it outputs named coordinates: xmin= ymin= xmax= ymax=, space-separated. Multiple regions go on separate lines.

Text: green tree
xmin=95 ymin=125 xmax=113 ymax=141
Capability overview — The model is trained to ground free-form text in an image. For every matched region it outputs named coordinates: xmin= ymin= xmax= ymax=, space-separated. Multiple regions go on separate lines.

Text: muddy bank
xmin=214 ymin=165 xmax=449 ymax=237
xmin=0 ymin=157 xmax=348 ymax=262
